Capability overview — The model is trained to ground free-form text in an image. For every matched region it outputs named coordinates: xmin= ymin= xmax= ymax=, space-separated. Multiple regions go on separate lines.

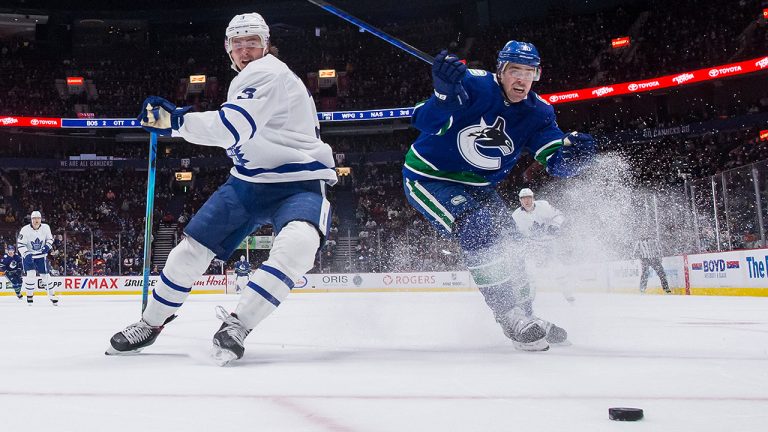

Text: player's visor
xmin=500 ymin=64 xmax=541 ymax=81
xmin=228 ymin=38 xmax=264 ymax=50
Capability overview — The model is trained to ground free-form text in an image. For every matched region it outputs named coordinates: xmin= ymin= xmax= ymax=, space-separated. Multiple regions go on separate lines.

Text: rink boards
xmin=2 ymin=248 xmax=768 ymax=296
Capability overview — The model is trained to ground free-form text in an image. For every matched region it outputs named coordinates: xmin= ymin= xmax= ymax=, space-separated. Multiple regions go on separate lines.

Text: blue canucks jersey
xmin=1 ymin=253 xmax=23 ymax=277
xmin=403 ymin=69 xmax=565 ymax=187
xmin=234 ymin=261 xmax=251 ymax=277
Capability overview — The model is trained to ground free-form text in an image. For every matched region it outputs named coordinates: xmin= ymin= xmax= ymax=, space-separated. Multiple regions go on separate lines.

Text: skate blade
xmin=548 ymin=339 xmax=572 ymax=347
xmin=513 ymin=339 xmax=550 ymax=352
xmin=104 ymin=346 xmax=144 ymax=356
xmin=210 ymin=345 xmax=238 ymax=366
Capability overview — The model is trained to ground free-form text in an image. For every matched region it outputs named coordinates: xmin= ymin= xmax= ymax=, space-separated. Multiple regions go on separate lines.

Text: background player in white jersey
xmin=108 ymin=12 xmax=336 ymax=365
xmin=16 ymin=211 xmax=58 ymax=305
xmin=512 ymin=188 xmax=564 ymax=241
xmin=233 ymin=255 xmax=251 ymax=294
xmin=512 ymin=188 xmax=573 ymax=303
xmin=1 ymin=245 xmax=24 ymax=300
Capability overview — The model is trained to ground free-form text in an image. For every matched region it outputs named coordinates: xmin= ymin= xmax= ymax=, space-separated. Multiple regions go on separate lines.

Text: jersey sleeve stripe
xmin=222 ymin=103 xmax=258 ymax=139
xmin=217 ymin=110 xmax=240 ymax=146
xmin=533 ymin=138 xmax=563 ymax=165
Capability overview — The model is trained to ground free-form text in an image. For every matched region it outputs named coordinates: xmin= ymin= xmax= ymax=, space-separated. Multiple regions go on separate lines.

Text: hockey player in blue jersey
xmin=403 ymin=41 xmax=596 ymax=351
xmin=1 ymin=245 xmax=24 ymax=299
xmin=107 ymin=12 xmax=336 ymax=365
xmin=233 ymin=255 xmax=251 ymax=294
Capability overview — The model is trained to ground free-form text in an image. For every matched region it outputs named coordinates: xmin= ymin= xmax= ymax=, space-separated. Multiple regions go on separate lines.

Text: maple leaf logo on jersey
xmin=30 ymin=238 xmax=43 ymax=252
xmin=226 ymin=144 xmax=250 ymax=166
xmin=457 ymin=116 xmax=514 ymax=170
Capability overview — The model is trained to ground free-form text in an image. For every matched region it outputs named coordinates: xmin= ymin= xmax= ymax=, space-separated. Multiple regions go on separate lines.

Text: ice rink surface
xmin=1 ymin=290 xmax=766 ymax=432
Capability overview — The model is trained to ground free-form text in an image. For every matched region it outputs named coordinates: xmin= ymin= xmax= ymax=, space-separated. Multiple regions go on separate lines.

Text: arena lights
xmin=760 ymin=130 xmax=768 ymax=141
xmin=763 ymin=8 xmax=768 ymax=19
xmin=174 ymin=171 xmax=193 ymax=181
xmin=2 ymin=55 xmax=767 ymax=128
xmin=66 ymin=77 xmax=84 ymax=85
xmin=611 ymin=36 xmax=630 ymax=48
xmin=319 ymin=69 xmax=337 ymax=78
xmin=189 ymin=75 xmax=206 ymax=83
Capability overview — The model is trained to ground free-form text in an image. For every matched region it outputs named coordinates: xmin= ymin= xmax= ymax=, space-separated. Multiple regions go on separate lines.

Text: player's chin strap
xmin=494 ymin=71 xmax=514 ymax=105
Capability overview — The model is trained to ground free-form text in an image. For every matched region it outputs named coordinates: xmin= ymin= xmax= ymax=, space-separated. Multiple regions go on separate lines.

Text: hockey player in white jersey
xmin=16 ymin=211 xmax=58 ymax=305
xmin=107 ymin=12 xmax=336 ymax=365
xmin=512 ymin=188 xmax=564 ymax=241
xmin=512 ymin=188 xmax=573 ymax=304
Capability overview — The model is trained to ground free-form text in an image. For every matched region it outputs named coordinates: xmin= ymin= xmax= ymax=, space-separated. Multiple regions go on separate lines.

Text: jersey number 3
xmin=237 ymin=88 xmax=257 ymax=99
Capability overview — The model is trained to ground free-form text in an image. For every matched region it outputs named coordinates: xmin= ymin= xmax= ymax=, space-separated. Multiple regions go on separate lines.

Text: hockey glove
xmin=546 ymin=131 xmax=596 ymax=177
xmin=137 ymin=96 xmax=192 ymax=136
xmin=41 ymin=245 xmax=51 ymax=254
xmin=432 ymin=50 xmax=469 ymax=107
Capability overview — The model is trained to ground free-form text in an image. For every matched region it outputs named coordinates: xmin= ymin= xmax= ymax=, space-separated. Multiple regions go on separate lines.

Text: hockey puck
xmin=609 ymin=407 xmax=644 ymax=421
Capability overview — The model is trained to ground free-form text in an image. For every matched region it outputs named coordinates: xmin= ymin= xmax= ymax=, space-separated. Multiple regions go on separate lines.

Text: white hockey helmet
xmin=225 ymin=13 xmax=270 ymax=72
xmin=518 ymin=188 xmax=534 ymax=198
xmin=30 ymin=210 xmax=42 ymax=219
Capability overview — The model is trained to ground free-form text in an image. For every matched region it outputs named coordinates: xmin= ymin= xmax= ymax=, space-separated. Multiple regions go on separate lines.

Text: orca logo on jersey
xmin=457 ymin=116 xmax=514 ymax=170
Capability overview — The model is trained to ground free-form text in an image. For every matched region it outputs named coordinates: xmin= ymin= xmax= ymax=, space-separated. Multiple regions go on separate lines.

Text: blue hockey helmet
xmin=5 ymin=244 xmax=15 ymax=253
xmin=497 ymin=40 xmax=541 ymax=80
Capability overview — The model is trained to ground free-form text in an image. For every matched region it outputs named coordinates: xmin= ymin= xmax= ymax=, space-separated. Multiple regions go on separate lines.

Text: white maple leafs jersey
xmin=17 ymin=223 xmax=54 ymax=258
xmin=173 ymin=54 xmax=338 ymax=185
xmin=512 ymin=200 xmax=564 ymax=239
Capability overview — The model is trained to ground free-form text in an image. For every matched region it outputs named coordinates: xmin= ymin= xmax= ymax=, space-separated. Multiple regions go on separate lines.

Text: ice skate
xmin=26 ymin=296 xmax=33 ymax=306
xmin=500 ymin=308 xmax=549 ymax=352
xmin=51 ymin=298 xmax=59 ymax=306
xmin=105 ymin=315 xmax=176 ymax=355
xmin=211 ymin=306 xmax=251 ymax=366
xmin=539 ymin=319 xmax=570 ymax=346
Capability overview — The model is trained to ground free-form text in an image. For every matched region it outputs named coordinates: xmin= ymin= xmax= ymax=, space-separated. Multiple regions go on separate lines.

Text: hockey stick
xmin=306 ymin=0 xmax=434 ymax=64
xmin=141 ymin=132 xmax=158 ymax=311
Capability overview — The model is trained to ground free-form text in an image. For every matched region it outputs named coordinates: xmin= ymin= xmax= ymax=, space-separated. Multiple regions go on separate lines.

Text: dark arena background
xmin=1 ymin=0 xmax=767 ymax=430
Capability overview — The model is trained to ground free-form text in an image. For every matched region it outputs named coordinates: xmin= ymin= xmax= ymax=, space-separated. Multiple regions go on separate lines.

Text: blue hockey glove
xmin=546 ymin=225 xmax=560 ymax=237
xmin=432 ymin=50 xmax=469 ymax=107
xmin=546 ymin=131 xmax=596 ymax=177
xmin=41 ymin=245 xmax=51 ymax=254
xmin=137 ymin=96 xmax=192 ymax=136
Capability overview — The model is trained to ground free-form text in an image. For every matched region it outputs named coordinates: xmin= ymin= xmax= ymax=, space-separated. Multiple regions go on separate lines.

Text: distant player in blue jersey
xmin=107 ymin=12 xmax=336 ymax=365
xmin=1 ymin=245 xmax=24 ymax=300
xmin=234 ymin=255 xmax=252 ymax=294
xmin=403 ymin=41 xmax=596 ymax=351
